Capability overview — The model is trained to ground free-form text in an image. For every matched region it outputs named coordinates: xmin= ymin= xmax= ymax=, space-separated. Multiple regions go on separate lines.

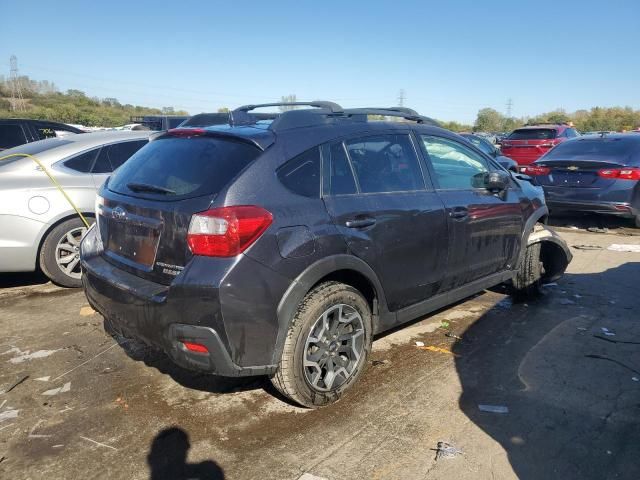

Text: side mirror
xmin=472 ymin=171 xmax=510 ymax=192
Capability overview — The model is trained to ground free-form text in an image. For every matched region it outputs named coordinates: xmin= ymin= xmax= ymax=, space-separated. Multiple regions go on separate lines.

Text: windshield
xmin=508 ymin=129 xmax=558 ymax=140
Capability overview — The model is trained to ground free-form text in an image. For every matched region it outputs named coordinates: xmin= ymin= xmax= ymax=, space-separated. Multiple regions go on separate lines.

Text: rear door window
xmin=420 ymin=135 xmax=489 ymax=190
xmin=325 ymin=142 xmax=357 ymax=195
xmin=277 ymin=147 xmax=321 ymax=197
xmin=345 ymin=134 xmax=424 ymax=193
xmin=92 ymin=140 xmax=148 ymax=173
xmin=0 ymin=124 xmax=28 ymax=149
xmin=108 ymin=136 xmax=261 ymax=199
xmin=508 ymin=129 xmax=558 ymax=140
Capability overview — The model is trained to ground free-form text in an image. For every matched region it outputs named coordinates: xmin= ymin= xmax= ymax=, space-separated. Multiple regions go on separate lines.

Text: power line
xmin=9 ymin=55 xmax=25 ymax=112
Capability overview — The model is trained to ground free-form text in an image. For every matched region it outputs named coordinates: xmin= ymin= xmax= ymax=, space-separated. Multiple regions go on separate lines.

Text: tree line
xmin=0 ymin=75 xmax=188 ymax=127
xmin=465 ymin=107 xmax=640 ymax=134
xmin=1 ymin=76 xmax=639 ymax=133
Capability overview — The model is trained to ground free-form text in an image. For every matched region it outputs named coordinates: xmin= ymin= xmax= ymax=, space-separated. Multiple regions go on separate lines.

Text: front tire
xmin=511 ymin=242 xmax=543 ymax=300
xmin=271 ymin=281 xmax=372 ymax=408
xmin=39 ymin=217 xmax=91 ymax=288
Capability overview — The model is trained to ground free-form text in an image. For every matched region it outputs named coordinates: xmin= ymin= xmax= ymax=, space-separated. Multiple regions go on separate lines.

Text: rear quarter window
xmin=277 ymin=147 xmax=321 ymax=197
xmin=508 ymin=129 xmax=558 ymax=140
xmin=108 ymin=136 xmax=261 ymax=199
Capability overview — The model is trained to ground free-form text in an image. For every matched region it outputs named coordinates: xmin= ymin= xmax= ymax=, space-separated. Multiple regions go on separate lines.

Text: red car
xmin=501 ymin=124 xmax=580 ymax=167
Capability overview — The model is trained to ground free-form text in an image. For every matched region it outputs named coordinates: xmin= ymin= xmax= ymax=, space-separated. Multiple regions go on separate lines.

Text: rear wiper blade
xmin=126 ymin=182 xmax=176 ymax=195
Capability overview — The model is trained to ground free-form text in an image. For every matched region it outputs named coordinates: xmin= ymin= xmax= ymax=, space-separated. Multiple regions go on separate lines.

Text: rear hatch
xmin=501 ymin=128 xmax=560 ymax=165
xmin=96 ymin=132 xmax=262 ymax=285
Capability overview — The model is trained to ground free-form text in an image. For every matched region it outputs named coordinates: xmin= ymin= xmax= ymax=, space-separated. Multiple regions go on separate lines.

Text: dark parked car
xmin=0 ymin=118 xmax=84 ymax=151
xmin=459 ymin=133 xmax=518 ymax=172
xmin=129 ymin=115 xmax=190 ymax=131
xmin=501 ymin=123 xmax=580 ymax=167
xmin=81 ymin=102 xmax=571 ymax=407
xmin=522 ymin=134 xmax=640 ymax=227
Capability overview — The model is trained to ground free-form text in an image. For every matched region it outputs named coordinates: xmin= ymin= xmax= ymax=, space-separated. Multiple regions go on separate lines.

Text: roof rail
xmin=344 ymin=108 xmax=440 ymax=126
xmin=234 ymin=101 xmax=344 ymax=113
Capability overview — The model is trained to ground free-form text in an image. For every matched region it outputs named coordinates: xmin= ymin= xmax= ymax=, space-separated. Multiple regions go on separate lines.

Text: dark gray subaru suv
xmin=80 ymin=102 xmax=572 ymax=408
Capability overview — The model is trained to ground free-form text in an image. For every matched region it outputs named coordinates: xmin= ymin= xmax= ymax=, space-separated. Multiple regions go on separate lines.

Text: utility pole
xmin=397 ymin=89 xmax=406 ymax=108
xmin=9 ymin=55 xmax=25 ymax=112
xmin=506 ymin=98 xmax=513 ymax=117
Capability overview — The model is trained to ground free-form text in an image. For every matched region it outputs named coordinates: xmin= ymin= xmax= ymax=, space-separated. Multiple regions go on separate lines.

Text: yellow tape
xmin=0 ymin=152 xmax=90 ymax=228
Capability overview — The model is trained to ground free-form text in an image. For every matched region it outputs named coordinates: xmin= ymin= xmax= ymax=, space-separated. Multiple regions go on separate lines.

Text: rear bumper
xmin=80 ymin=227 xmax=290 ymax=377
xmin=547 ymin=199 xmax=638 ymax=218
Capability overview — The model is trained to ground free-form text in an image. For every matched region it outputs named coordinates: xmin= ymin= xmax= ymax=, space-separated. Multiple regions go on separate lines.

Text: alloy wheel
xmin=303 ymin=303 xmax=365 ymax=392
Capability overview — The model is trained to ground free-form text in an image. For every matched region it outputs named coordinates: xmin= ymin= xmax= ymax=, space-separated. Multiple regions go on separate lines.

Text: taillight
xmin=182 ymin=341 xmax=209 ymax=354
xmin=167 ymin=128 xmax=206 ymax=137
xmin=598 ymin=168 xmax=640 ymax=180
xmin=187 ymin=205 xmax=273 ymax=257
xmin=521 ymin=165 xmax=551 ymax=176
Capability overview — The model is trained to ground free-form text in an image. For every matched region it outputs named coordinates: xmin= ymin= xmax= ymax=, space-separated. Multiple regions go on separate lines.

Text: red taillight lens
xmin=182 ymin=341 xmax=209 ymax=354
xmin=187 ymin=205 xmax=273 ymax=257
xmin=521 ymin=165 xmax=551 ymax=176
xmin=598 ymin=168 xmax=640 ymax=180
xmin=167 ymin=128 xmax=206 ymax=137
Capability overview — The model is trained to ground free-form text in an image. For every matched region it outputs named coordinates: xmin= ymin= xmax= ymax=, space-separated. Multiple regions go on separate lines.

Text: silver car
xmin=0 ymin=131 xmax=153 ymax=287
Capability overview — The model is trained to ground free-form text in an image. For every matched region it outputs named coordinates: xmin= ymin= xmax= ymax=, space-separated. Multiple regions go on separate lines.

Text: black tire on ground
xmin=511 ymin=242 xmax=543 ymax=300
xmin=271 ymin=281 xmax=372 ymax=408
xmin=633 ymin=215 xmax=640 ymax=229
xmin=39 ymin=217 xmax=90 ymax=288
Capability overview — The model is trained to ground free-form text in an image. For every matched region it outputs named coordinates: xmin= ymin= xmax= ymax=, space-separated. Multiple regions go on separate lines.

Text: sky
xmin=2 ymin=0 xmax=639 ymax=124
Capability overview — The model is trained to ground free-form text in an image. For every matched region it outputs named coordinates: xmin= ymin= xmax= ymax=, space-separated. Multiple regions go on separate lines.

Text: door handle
xmin=449 ymin=207 xmax=469 ymax=219
xmin=345 ymin=217 xmax=376 ymax=229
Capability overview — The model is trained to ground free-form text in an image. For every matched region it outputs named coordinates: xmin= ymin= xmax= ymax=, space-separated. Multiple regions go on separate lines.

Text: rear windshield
xmin=542 ymin=138 xmax=638 ymax=161
xmin=108 ymin=136 xmax=261 ymax=199
xmin=508 ymin=129 xmax=558 ymax=140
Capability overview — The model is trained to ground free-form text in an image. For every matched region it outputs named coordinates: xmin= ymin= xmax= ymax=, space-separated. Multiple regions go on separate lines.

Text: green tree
xmin=474 ymin=108 xmax=505 ymax=132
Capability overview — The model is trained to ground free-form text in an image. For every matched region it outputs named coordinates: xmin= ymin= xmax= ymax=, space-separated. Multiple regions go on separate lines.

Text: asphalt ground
xmin=1 ymin=218 xmax=639 ymax=480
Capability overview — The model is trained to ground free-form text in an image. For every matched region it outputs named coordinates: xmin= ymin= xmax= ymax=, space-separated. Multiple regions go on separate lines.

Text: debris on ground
xmin=42 ymin=382 xmax=71 ymax=396
xmin=371 ymin=359 xmax=390 ymax=366
xmin=478 ymin=404 xmax=509 ymax=414
xmin=607 ymin=244 xmax=640 ymax=253
xmin=497 ymin=298 xmax=513 ymax=309
xmin=440 ymin=320 xmax=451 ymax=329
xmin=572 ymin=244 xmax=603 ymax=250
xmin=35 ymin=376 xmax=50 ymax=382
xmin=601 ymin=327 xmax=615 ymax=336
xmin=297 ymin=473 xmax=329 ymax=480
xmin=418 ymin=345 xmax=460 ymax=357
xmin=415 ymin=341 xmax=425 ymax=347
xmin=79 ymin=435 xmax=118 ymax=451
xmin=4 ymin=348 xmax=60 ymax=364
xmin=79 ymin=306 xmax=97 ymax=316
xmin=0 ymin=409 xmax=19 ymax=423
xmin=445 ymin=332 xmax=463 ymax=340
xmin=587 ymin=227 xmax=608 ymax=233
xmin=433 ymin=441 xmax=464 ymax=460
xmin=5 ymin=375 xmax=29 ymax=393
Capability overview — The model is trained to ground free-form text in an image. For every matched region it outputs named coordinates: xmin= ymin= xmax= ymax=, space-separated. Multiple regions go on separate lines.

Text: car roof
xmin=514 ymin=125 xmax=566 ymax=130
xmin=0 ymin=118 xmax=86 ymax=132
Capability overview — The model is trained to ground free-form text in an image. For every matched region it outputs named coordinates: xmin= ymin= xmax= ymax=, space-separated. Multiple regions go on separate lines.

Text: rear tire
xmin=39 ymin=217 xmax=91 ymax=288
xmin=271 ymin=281 xmax=372 ymax=408
xmin=511 ymin=242 xmax=543 ymax=300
